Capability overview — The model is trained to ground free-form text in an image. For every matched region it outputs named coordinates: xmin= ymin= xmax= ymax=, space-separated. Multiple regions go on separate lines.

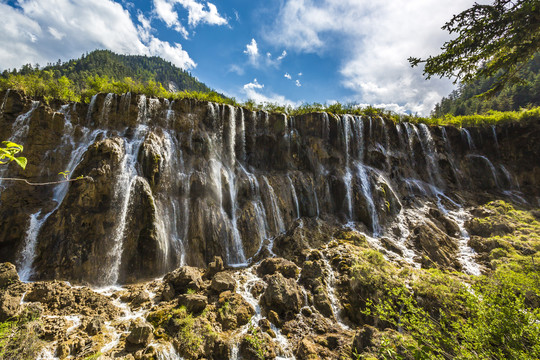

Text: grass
xmin=2 ymin=74 xmax=539 ymax=128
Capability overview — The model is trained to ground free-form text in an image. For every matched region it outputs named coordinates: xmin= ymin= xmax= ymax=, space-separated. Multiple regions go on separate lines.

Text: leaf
xmin=13 ymin=157 xmax=27 ymax=170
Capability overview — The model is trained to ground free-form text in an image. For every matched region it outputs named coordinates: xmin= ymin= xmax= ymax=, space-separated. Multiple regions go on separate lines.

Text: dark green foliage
xmin=3 ymin=49 xmax=211 ymax=94
xmin=433 ymin=53 xmax=540 ymax=117
xmin=410 ymin=0 xmax=540 ymax=97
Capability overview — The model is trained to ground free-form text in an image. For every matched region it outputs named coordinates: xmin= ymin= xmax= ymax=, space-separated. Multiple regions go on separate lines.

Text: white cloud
xmin=153 ymin=0 xmax=189 ymax=38
xmin=243 ymin=78 xmax=264 ymax=90
xmin=152 ymin=0 xmax=227 ymax=38
xmin=47 ymin=27 xmax=65 ymax=40
xmin=284 ymin=73 xmax=292 ymax=80
xmin=277 ymin=50 xmax=287 ymax=61
xmin=244 ymin=38 xmax=259 ymax=64
xmin=178 ymin=0 xmax=227 ymax=27
xmin=265 ymin=0 xmax=483 ymax=115
xmin=0 ymin=0 xmax=196 ymax=71
xmin=295 ymin=79 xmax=302 ymax=87
xmin=242 ymin=79 xmax=299 ymax=106
xmin=298 ymin=72 xmax=302 ymax=76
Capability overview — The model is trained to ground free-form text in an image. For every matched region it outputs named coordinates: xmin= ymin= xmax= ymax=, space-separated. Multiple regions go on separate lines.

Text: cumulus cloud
xmin=284 ymin=73 xmax=292 ymax=79
xmin=0 ymin=0 xmax=196 ymax=71
xmin=152 ymin=0 xmax=227 ymax=38
xmin=244 ymin=38 xmax=259 ymax=64
xmin=242 ymin=79 xmax=299 ymax=106
xmin=295 ymin=80 xmax=302 ymax=87
xmin=277 ymin=50 xmax=287 ymax=61
xmin=265 ymin=0 xmax=481 ymax=115
xmin=178 ymin=0 xmax=227 ymax=27
xmin=153 ymin=0 xmax=189 ymax=38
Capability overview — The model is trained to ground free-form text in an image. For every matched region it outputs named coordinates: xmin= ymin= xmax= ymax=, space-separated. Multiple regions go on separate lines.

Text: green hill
xmin=2 ymin=49 xmax=212 ymax=94
xmin=432 ymin=53 xmax=540 ymax=117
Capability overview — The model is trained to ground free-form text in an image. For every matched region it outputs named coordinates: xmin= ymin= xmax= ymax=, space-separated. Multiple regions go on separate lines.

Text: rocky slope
xmin=0 ymin=90 xmax=539 ymax=359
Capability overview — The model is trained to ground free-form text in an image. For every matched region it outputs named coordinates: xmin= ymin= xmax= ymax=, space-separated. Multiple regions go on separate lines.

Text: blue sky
xmin=0 ymin=0 xmax=483 ymax=115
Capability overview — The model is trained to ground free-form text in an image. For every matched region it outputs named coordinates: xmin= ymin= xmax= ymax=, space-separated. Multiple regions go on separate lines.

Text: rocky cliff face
xmin=0 ymin=90 xmax=538 ymax=285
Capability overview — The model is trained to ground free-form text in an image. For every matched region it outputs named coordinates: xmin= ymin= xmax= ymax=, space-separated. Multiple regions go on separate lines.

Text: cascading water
xmin=16 ymin=105 xmax=105 ymax=280
xmin=418 ymin=124 xmax=444 ymax=187
xmin=467 ymin=154 xmax=501 ymax=188
xmin=341 ymin=115 xmax=354 ymax=220
xmin=9 ymin=100 xmax=39 ymax=144
xmin=287 ymin=174 xmax=300 ymax=219
xmin=461 ymin=128 xmax=476 ymax=150
xmin=231 ymin=268 xmax=296 ymax=360
xmin=356 ymin=164 xmax=379 ymax=236
xmin=86 ymin=94 xmax=98 ymax=122
xmin=262 ymin=176 xmax=285 ymax=235
xmin=321 ymin=245 xmax=350 ymax=330
xmin=105 ymin=125 xmax=148 ymax=285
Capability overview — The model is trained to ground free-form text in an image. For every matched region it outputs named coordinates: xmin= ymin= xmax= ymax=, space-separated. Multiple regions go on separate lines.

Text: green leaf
xmin=13 ymin=157 xmax=27 ymax=169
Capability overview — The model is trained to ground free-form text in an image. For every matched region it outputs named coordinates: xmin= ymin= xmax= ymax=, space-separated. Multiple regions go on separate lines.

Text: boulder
xmin=0 ymin=290 xmax=21 ymax=321
xmin=217 ymin=291 xmax=255 ymax=330
xmin=257 ymin=258 xmax=299 ymax=279
xmin=0 ymin=262 xmax=19 ymax=288
xmin=204 ymin=256 xmax=224 ymax=279
xmin=127 ymin=321 xmax=154 ymax=345
xmin=210 ymin=272 xmax=236 ymax=293
xmin=261 ymin=273 xmax=303 ymax=321
xmin=85 ymin=316 xmax=105 ymax=336
xmin=408 ymin=220 xmax=459 ymax=270
xmin=164 ymin=266 xmax=203 ymax=293
xmin=178 ymin=293 xmax=208 ymax=313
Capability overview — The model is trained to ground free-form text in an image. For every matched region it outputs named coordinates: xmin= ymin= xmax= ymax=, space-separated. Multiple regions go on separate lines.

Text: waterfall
xmin=104 ymin=125 xmax=148 ymax=285
xmin=136 ymin=95 xmax=147 ymax=123
xmin=467 ymin=154 xmax=500 ymax=188
xmin=230 ymin=268 xmax=295 ymax=360
xmin=418 ymin=124 xmax=443 ymax=187
xmin=17 ymin=211 xmax=45 ymax=281
xmin=0 ymin=89 xmax=10 ymax=118
xmin=356 ymin=163 xmax=379 ymax=236
xmin=9 ymin=100 xmax=39 ymax=144
xmin=341 ymin=115 xmax=354 ymax=220
xmin=491 ymin=125 xmax=499 ymax=149
xmin=321 ymin=246 xmax=350 ymax=330
xmin=86 ymin=94 xmax=98 ymax=122
xmin=15 ymin=106 xmax=105 ymax=281
xmin=262 ymin=176 xmax=285 ymax=234
xmin=101 ymin=93 xmax=114 ymax=124
xmin=461 ymin=128 xmax=476 ymax=150
xmin=287 ymin=174 xmax=300 ymax=219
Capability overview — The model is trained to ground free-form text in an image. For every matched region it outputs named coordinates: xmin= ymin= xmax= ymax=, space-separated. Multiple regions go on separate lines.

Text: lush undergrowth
xmin=1 ymin=73 xmax=539 ymax=127
xmin=345 ymin=200 xmax=540 ymax=360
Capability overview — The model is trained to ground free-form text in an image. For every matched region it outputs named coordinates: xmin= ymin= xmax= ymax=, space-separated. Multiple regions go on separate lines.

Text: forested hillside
xmin=432 ymin=53 xmax=540 ymax=117
xmin=0 ymin=49 xmax=211 ymax=95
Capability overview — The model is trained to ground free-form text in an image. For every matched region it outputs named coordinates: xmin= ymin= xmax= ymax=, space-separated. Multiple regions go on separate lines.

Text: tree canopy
xmin=410 ymin=0 xmax=540 ymax=96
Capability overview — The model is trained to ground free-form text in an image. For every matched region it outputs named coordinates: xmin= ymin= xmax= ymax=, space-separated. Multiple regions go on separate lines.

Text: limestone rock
xmin=408 ymin=220 xmax=459 ymax=270
xmin=217 ymin=291 xmax=255 ymax=330
xmin=85 ymin=316 xmax=105 ymax=336
xmin=204 ymin=256 xmax=224 ymax=279
xmin=0 ymin=289 xmax=22 ymax=321
xmin=164 ymin=266 xmax=203 ymax=294
xmin=127 ymin=321 xmax=154 ymax=345
xmin=178 ymin=293 xmax=208 ymax=313
xmin=0 ymin=262 xmax=19 ymax=288
xmin=257 ymin=257 xmax=299 ymax=279
xmin=210 ymin=272 xmax=236 ymax=293
xmin=261 ymin=273 xmax=303 ymax=321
